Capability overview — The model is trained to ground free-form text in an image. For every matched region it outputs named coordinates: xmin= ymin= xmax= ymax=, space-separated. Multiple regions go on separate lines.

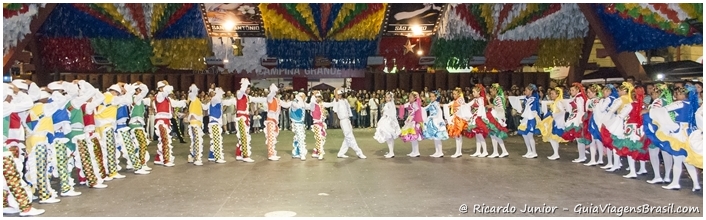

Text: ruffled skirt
xmin=373 ymin=117 xmax=401 ymax=143
xmin=400 ymin=121 xmax=422 ymax=143
xmin=464 ymin=117 xmax=489 ymax=139
xmin=422 ymin=118 xmax=449 ymax=141
xmin=576 ymin=112 xmax=593 ymax=145
xmin=561 ymin=119 xmax=583 ymax=142
xmin=687 ymin=130 xmax=703 ymax=169
xmin=446 ymin=116 xmax=467 ymax=139
xmin=539 ymin=116 xmax=566 ymax=143
xmin=485 ymin=111 xmax=508 ymax=139
xmin=600 ymin=121 xmax=649 ymax=161
xmin=517 ymin=118 xmax=540 ymax=136
xmin=649 ymin=108 xmax=688 ymax=156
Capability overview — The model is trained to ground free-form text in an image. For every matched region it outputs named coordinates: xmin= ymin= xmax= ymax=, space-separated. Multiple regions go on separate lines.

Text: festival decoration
xmin=259 ymin=3 xmax=386 ymax=69
xmin=382 ymin=4 xmax=445 ymax=36
xmin=38 ymin=3 xmax=210 ymax=72
xmin=212 ymin=37 xmax=268 ymax=73
xmin=379 ymin=36 xmax=432 ymax=71
xmin=3 ymin=3 xmax=45 ymax=55
xmin=201 ymin=3 xmax=265 ymax=37
xmin=432 ymin=3 xmax=589 ymax=70
xmin=151 ymin=38 xmax=210 ymax=70
xmin=38 ymin=37 xmax=96 ymax=72
xmin=596 ymin=3 xmax=702 ymax=52
xmin=90 ymin=38 xmax=153 ymax=72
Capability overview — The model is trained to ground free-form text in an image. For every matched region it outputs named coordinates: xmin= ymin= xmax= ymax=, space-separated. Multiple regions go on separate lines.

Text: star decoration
xmin=403 ymin=39 xmax=416 ymax=55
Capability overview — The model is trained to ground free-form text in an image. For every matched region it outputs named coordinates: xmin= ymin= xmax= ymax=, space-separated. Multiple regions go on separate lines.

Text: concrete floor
xmin=5 ymin=129 xmax=703 ymax=217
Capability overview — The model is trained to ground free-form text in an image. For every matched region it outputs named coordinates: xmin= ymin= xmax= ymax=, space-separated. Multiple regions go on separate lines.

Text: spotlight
xmin=656 ymin=73 xmax=664 ymax=80
xmin=411 ymin=25 xmax=423 ymax=36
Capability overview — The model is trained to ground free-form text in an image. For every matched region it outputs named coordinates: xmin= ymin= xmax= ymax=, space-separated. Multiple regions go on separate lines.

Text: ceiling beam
xmin=3 ymin=3 xmax=57 ymax=74
xmin=578 ymin=3 xmax=648 ymax=81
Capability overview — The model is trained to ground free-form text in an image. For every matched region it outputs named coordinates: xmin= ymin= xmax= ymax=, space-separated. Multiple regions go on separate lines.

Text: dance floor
xmin=11 ymin=129 xmax=703 ymax=217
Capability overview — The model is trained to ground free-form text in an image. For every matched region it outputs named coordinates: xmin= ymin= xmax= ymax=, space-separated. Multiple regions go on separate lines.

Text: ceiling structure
xmin=3 ymin=3 xmax=703 ymax=80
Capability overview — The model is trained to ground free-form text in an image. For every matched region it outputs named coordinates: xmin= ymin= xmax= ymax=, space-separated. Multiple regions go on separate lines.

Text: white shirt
xmin=368 ymin=98 xmax=379 ymax=110
xmin=333 ymin=99 xmax=353 ymax=120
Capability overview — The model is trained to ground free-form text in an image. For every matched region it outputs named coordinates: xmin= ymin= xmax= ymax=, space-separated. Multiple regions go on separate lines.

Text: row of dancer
xmin=375 ymin=84 xmax=510 ymax=158
xmin=2 ymin=79 xmax=154 ymax=216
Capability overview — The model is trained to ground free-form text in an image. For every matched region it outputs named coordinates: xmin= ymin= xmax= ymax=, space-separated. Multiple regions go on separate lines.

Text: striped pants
xmin=209 ymin=123 xmax=224 ymax=161
xmin=311 ymin=124 xmax=327 ymax=157
xmin=3 ymin=156 xmax=32 ymax=212
xmin=291 ymin=123 xmax=307 ymax=158
xmin=264 ymin=120 xmax=279 ymax=158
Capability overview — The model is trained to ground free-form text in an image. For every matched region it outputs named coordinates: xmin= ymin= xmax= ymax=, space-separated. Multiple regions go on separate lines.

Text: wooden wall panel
xmin=459 ymin=73 xmax=471 ymax=89
xmin=424 ymin=72 xmax=434 ymax=90
xmin=193 ymin=74 xmax=205 ymax=91
xmin=130 ymin=74 xmax=142 ymax=83
xmin=385 ymin=73 xmax=397 ymax=91
xmin=205 ymin=74 xmax=217 ymax=90
xmin=102 ymin=74 xmax=116 ymax=89
xmin=374 ymin=72 xmax=385 ymax=91
xmin=141 ymin=74 xmax=154 ymax=90
xmin=63 ymin=74 xmax=75 ymax=81
xmin=447 ymin=73 xmax=459 ymax=89
xmin=411 ymin=71 xmax=423 ymax=92
xmin=398 ymin=72 xmax=410 ymax=91
xmin=364 ymin=72 xmax=374 ymax=92
xmin=116 ymin=74 xmax=129 ymax=83
xmin=498 ymin=72 xmax=510 ymax=89
xmin=166 ymin=74 xmax=180 ymax=91
xmin=217 ymin=74 xmax=233 ymax=92
xmin=435 ymin=71 xmax=446 ymax=90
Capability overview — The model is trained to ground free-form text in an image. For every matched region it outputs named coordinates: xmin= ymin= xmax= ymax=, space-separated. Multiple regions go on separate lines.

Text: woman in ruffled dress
xmin=539 ymin=87 xmax=567 ymax=160
xmin=443 ymin=88 xmax=470 ymax=158
xmin=509 ymin=84 xmax=541 ymax=159
xmin=561 ymin=83 xmax=587 ymax=163
xmin=485 ymin=84 xmax=509 ymax=158
xmin=399 ymin=92 xmax=424 ymax=157
xmin=582 ymin=84 xmax=604 ymax=166
xmin=466 ymin=84 xmax=491 ymax=157
xmin=602 ymin=83 xmax=650 ymax=178
xmin=642 ymin=83 xmax=674 ymax=184
xmin=422 ymin=92 xmax=449 ymax=157
xmin=374 ymin=92 xmax=402 ymax=158
xmin=650 ymin=86 xmax=701 ymax=191
xmin=590 ymin=84 xmax=619 ymax=170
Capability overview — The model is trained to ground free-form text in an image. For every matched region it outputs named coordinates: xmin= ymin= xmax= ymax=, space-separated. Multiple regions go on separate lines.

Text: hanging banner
xmin=383 ymin=3 xmax=445 ymax=36
xmin=201 ymin=3 xmax=264 ymax=37
xmin=235 ymin=68 xmax=366 ymax=79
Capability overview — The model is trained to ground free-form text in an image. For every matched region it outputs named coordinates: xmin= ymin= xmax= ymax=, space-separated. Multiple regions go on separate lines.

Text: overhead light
xmin=656 ymin=73 xmax=664 ymax=80
xmin=223 ymin=21 xmax=235 ymax=31
xmin=417 ymin=50 xmax=423 ymax=56
xmin=223 ymin=59 xmax=229 ymax=63
xmin=411 ymin=25 xmax=423 ymax=36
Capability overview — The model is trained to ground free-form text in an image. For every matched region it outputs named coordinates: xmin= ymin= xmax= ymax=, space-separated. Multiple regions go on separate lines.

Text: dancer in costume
xmin=508 ymin=84 xmax=541 ymax=159
xmin=82 ymin=89 xmax=111 ymax=181
xmin=582 ymin=84 xmax=604 ymax=166
xmin=602 ymin=83 xmax=649 ymax=177
xmin=95 ymin=84 xmax=128 ymax=178
xmin=153 ymin=81 xmax=175 ymax=167
xmin=443 ymin=88 xmax=470 ymax=158
xmin=687 ymin=105 xmax=702 ymax=169
xmin=128 ymin=82 xmax=152 ymax=172
xmin=2 ymin=84 xmax=45 ymax=216
xmin=422 ymin=92 xmax=449 ymax=157
xmin=114 ymin=83 xmax=142 ymax=174
xmin=234 ymin=78 xmax=260 ymax=163
xmin=562 ymin=83 xmax=587 ymax=163
xmin=310 ymin=91 xmax=334 ymax=160
xmin=46 ymin=81 xmax=84 ymax=197
xmin=600 ymin=83 xmax=639 ymax=172
xmin=642 ymin=83 xmax=674 ymax=184
xmin=223 ymin=92 xmax=236 ymax=134
xmin=186 ymin=84 xmax=207 ymax=165
xmin=25 ymin=88 xmax=62 ymax=204
xmin=485 ymin=84 xmax=509 ymax=158
xmin=374 ymin=92 xmax=402 ymax=158
xmin=467 ymin=84 xmax=492 ymax=158
xmin=651 ymin=86 xmax=701 ymax=191
xmin=289 ymin=92 xmax=309 ymax=160
xmin=333 ymin=89 xmax=367 ymax=159
xmin=399 ymin=92 xmax=423 ymax=157
xmin=208 ymin=88 xmax=226 ymax=163
xmin=592 ymin=84 xmax=619 ymax=170
xmin=539 ymin=87 xmax=567 ymax=160
xmin=263 ymin=84 xmax=285 ymax=161
xmin=64 ymin=80 xmax=109 ymax=189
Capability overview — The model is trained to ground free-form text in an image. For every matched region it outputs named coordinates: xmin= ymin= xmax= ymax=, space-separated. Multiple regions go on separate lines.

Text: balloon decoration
xmin=596 ymin=3 xmax=702 ymax=52
xmin=212 ymin=37 xmax=268 ymax=73
xmin=432 ymin=3 xmax=589 ymax=70
xmin=260 ymin=3 xmax=386 ymax=69
xmin=38 ymin=3 xmax=210 ymax=72
xmin=3 ymin=3 xmax=45 ymax=55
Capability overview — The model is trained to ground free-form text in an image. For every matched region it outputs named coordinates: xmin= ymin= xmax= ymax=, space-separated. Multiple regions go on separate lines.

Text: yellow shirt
xmin=95 ymin=92 xmax=118 ymax=129
xmin=189 ymin=98 xmax=204 ymax=126
xmin=26 ymin=103 xmax=53 ymax=149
